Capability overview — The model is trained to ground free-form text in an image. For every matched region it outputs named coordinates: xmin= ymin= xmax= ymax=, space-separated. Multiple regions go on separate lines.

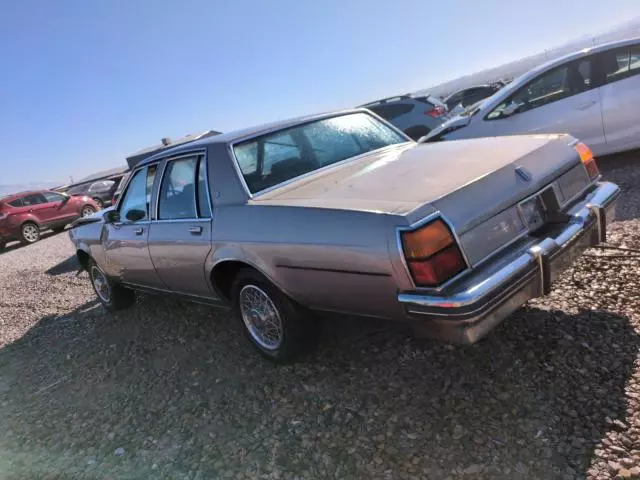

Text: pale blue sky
xmin=0 ymin=0 xmax=637 ymax=184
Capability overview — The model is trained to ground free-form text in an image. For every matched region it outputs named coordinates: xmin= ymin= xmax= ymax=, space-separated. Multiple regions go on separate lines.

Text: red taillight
xmin=401 ymin=219 xmax=467 ymax=287
xmin=425 ymin=106 xmax=446 ymax=118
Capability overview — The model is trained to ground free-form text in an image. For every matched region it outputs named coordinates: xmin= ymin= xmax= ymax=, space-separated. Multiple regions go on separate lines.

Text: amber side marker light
xmin=575 ymin=142 xmax=599 ymax=179
xmin=401 ymin=219 xmax=467 ymax=287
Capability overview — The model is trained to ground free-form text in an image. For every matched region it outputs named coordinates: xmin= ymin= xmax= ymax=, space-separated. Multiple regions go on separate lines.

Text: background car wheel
xmin=231 ymin=268 xmax=321 ymax=363
xmin=20 ymin=222 xmax=40 ymax=244
xmin=81 ymin=205 xmax=96 ymax=217
xmin=92 ymin=198 xmax=104 ymax=209
xmin=87 ymin=259 xmax=135 ymax=311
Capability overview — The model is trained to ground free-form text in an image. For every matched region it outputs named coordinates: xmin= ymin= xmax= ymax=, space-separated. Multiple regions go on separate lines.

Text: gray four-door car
xmin=69 ymin=109 xmax=619 ymax=362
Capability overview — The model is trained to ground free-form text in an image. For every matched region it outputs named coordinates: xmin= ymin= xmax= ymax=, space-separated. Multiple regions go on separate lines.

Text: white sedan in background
xmin=421 ymin=37 xmax=640 ymax=156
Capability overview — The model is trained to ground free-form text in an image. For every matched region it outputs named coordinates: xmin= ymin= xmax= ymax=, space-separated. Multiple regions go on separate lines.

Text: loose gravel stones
xmin=0 ymin=154 xmax=639 ymax=479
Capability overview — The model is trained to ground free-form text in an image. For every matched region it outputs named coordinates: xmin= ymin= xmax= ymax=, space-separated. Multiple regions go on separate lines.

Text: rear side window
xmin=158 ymin=157 xmax=198 ymax=220
xmin=22 ymin=193 xmax=46 ymax=206
xmin=367 ymin=103 xmax=413 ymax=120
xmin=8 ymin=198 xmax=24 ymax=207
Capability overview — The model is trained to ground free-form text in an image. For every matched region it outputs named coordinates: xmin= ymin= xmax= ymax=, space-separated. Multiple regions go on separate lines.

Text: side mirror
xmin=61 ymin=193 xmax=70 ymax=203
xmin=501 ymin=101 xmax=522 ymax=118
xmin=125 ymin=209 xmax=146 ymax=222
xmin=104 ymin=209 xmax=120 ymax=224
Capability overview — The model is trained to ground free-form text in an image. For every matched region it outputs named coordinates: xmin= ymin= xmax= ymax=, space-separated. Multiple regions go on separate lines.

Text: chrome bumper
xmin=398 ymin=181 xmax=620 ymax=345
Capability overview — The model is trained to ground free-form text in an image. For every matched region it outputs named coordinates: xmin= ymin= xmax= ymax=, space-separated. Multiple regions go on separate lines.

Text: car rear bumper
xmin=397 ymin=181 xmax=620 ymax=344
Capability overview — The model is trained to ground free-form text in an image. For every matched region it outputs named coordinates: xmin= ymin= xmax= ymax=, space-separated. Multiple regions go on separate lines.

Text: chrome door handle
xmin=189 ymin=226 xmax=203 ymax=235
xmin=133 ymin=227 xmax=144 ymax=235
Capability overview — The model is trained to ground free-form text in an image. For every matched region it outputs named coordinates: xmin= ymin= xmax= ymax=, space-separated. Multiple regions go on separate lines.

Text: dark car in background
xmin=444 ymin=84 xmax=503 ymax=115
xmin=359 ymin=94 xmax=449 ymax=140
xmin=66 ymin=177 xmax=124 ymax=209
xmin=0 ymin=190 xmax=98 ymax=249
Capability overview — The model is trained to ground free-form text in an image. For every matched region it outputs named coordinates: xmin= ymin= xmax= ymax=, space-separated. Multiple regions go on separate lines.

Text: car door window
xmin=42 ymin=192 xmax=66 ymax=203
xmin=119 ymin=166 xmax=156 ymax=222
xmin=8 ymin=198 xmax=24 ymax=207
xmin=196 ymin=157 xmax=211 ymax=218
xmin=487 ymin=59 xmax=592 ymax=120
xmin=21 ymin=193 xmax=46 ymax=206
xmin=158 ymin=157 xmax=197 ymax=220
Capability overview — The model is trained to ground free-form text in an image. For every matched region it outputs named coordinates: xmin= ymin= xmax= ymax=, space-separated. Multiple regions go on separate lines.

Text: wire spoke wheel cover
xmin=22 ymin=224 xmax=39 ymax=242
xmin=90 ymin=265 xmax=111 ymax=303
xmin=239 ymin=285 xmax=284 ymax=350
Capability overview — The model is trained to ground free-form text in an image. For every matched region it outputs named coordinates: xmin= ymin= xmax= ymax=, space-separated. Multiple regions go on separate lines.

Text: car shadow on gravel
xmin=0 ymin=230 xmax=59 ymax=255
xmin=0 ymin=296 xmax=638 ymax=479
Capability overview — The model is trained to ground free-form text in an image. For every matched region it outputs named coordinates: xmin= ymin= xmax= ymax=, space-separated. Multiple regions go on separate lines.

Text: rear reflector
xmin=574 ymin=142 xmax=599 ymax=179
xmin=407 ymin=245 xmax=466 ymax=287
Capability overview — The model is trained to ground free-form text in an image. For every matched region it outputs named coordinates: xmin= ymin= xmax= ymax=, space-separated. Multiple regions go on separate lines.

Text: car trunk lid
xmin=253 ymin=134 xmax=581 ymax=233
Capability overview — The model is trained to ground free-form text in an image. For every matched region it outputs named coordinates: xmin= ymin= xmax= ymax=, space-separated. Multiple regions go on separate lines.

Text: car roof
xmin=0 ymin=190 xmax=51 ymax=202
xmin=137 ymin=108 xmax=377 ymax=168
xmin=476 ymin=36 xmax=640 ymax=113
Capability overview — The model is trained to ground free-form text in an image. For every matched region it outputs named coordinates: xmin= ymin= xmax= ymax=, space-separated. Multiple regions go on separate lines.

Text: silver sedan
xmin=69 ymin=109 xmax=619 ymax=362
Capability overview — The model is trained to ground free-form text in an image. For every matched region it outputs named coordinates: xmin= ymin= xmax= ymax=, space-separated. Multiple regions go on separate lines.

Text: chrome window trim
xmin=396 ymin=212 xmax=472 ymax=293
xmin=152 ymin=150 xmax=210 ymax=222
xmin=152 ymin=218 xmax=211 ymax=224
xmin=227 ymin=110 xmax=412 ymax=199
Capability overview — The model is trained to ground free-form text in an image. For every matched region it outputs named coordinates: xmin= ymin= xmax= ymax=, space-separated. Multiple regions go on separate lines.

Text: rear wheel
xmin=81 ymin=205 xmax=96 ymax=217
xmin=87 ymin=259 xmax=135 ymax=311
xmin=20 ymin=222 xmax=40 ymax=244
xmin=231 ymin=268 xmax=321 ymax=363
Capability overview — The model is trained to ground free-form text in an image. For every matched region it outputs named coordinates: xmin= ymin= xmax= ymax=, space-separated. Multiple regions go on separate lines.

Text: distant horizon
xmin=1 ymin=0 xmax=637 ymax=187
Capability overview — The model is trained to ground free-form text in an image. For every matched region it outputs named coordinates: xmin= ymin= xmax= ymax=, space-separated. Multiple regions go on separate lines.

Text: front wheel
xmin=81 ymin=205 xmax=96 ymax=217
xmin=232 ymin=268 xmax=321 ymax=363
xmin=92 ymin=198 xmax=104 ymax=209
xmin=87 ymin=259 xmax=135 ymax=311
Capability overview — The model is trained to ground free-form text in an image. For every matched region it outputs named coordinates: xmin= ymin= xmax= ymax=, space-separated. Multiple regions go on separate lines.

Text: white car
xmin=421 ymin=38 xmax=640 ymax=156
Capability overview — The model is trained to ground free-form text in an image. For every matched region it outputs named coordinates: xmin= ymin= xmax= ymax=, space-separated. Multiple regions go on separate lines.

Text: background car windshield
xmin=233 ymin=112 xmax=407 ymax=194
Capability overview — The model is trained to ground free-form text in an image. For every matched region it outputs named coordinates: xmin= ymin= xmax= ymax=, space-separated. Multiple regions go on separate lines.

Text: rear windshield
xmin=233 ymin=112 xmax=407 ymax=194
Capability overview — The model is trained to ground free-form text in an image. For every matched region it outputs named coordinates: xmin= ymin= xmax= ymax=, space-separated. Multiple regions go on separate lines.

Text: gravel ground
xmin=1 ymin=155 xmax=640 ymax=480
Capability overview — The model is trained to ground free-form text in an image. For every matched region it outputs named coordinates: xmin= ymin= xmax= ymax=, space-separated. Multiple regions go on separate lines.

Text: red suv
xmin=0 ymin=190 xmax=98 ymax=249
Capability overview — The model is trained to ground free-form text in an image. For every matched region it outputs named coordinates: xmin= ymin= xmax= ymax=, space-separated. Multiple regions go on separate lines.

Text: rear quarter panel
xmin=210 ymin=204 xmax=410 ymax=319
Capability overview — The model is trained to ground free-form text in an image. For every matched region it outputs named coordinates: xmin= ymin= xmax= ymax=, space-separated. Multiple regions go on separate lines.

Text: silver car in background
xmin=422 ymin=38 xmax=640 ymax=156
xmin=69 ymin=109 xmax=619 ymax=363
